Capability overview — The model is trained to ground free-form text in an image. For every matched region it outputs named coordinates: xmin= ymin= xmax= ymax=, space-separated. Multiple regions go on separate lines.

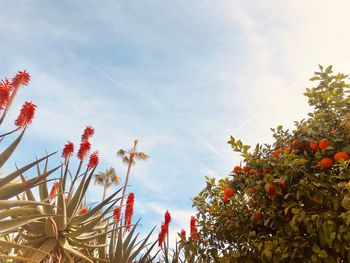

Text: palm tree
xmin=94 ymin=167 xmax=120 ymax=202
xmin=117 ymin=139 xmax=148 ymax=210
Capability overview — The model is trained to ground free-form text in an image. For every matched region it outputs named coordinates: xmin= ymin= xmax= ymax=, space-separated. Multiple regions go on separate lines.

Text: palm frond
xmin=134 ymin=152 xmax=149 ymax=161
xmin=122 ymin=156 xmax=129 ymax=165
xmin=111 ymin=175 xmax=120 ymax=185
xmin=116 ymin=149 xmax=126 ymax=158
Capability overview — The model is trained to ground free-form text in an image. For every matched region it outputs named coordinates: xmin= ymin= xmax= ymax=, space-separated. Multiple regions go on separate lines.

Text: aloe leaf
xmin=56 ymin=183 xmax=67 ymax=231
xmin=19 ymin=174 xmax=36 ymax=201
xmin=26 ymin=237 xmax=57 ymax=262
xmin=0 ymin=253 xmax=37 ymax=262
xmin=0 ymin=240 xmax=52 ymax=257
xmin=0 ymin=151 xmax=56 ymax=188
xmin=0 ymin=200 xmax=54 ymax=209
xmin=124 ymin=219 xmax=141 ymax=248
xmin=68 ymin=238 xmax=107 ymax=249
xmin=66 ymin=200 xmax=117 ymax=238
xmin=109 ymin=223 xmax=117 ymax=258
xmin=113 ymin=227 xmax=124 ymax=263
xmin=0 ymin=129 xmax=25 ymax=169
xmin=62 ymin=249 xmax=75 ymax=263
xmin=98 ymin=223 xmax=109 ymax=260
xmin=69 ymin=188 xmax=122 ymax=225
xmin=66 ymin=169 xmax=90 ymax=218
xmin=21 ymin=221 xmax=46 ymax=235
xmin=58 ymin=237 xmax=94 ymax=263
xmin=0 ymin=207 xmax=42 ymax=220
xmin=73 ymin=226 xmax=120 ymax=241
xmin=0 ymin=214 xmax=55 ymax=235
xmin=61 ymin=159 xmax=70 ymax=193
xmin=129 ymin=226 xmax=156 ymax=262
xmin=67 ymin=167 xmax=97 ymax=219
xmin=138 ymin=239 xmax=159 ymax=263
xmin=0 ymin=166 xmax=59 ymax=200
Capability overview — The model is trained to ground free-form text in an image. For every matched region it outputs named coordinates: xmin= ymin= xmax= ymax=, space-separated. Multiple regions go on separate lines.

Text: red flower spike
xmin=62 ymin=141 xmax=74 ymax=161
xmin=79 ymin=207 xmax=89 ymax=216
xmin=11 ymin=70 xmax=30 ymax=87
xmin=81 ymin=126 xmax=94 ymax=141
xmin=14 ymin=101 xmax=37 ymax=128
xmin=165 ymin=210 xmax=171 ymax=225
xmin=50 ymin=182 xmax=60 ymax=199
xmin=113 ymin=207 xmax=121 ymax=223
xmin=77 ymin=140 xmax=91 ymax=161
xmin=158 ymin=223 xmax=168 ymax=247
xmin=124 ymin=192 xmax=135 ymax=231
xmin=223 ymin=187 xmax=235 ymax=203
xmin=87 ymin=151 xmax=99 ymax=168
xmin=180 ymin=229 xmax=186 ymax=240
xmin=190 ymin=216 xmax=198 ymax=240
xmin=0 ymin=79 xmax=13 ymax=109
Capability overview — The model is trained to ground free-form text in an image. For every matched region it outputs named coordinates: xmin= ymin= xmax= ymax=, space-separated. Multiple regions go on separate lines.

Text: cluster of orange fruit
xmin=274 ymin=138 xmax=349 ymax=169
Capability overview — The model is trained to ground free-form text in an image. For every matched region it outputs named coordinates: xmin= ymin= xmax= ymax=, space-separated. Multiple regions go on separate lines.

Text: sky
xmin=1 ymin=0 xmax=350 ymax=247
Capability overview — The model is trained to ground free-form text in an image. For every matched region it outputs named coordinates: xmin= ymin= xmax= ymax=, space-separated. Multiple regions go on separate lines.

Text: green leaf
xmin=0 ymin=129 xmax=25 ymax=169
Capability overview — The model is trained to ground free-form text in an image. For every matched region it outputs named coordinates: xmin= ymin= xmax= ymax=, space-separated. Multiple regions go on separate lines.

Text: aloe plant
xmin=0 ymin=71 xmax=157 ymax=262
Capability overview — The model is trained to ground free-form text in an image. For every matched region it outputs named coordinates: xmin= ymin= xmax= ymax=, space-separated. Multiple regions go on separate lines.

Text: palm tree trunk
xmin=102 ymin=183 xmax=109 ymax=202
xmin=119 ymin=156 xmax=133 ymax=211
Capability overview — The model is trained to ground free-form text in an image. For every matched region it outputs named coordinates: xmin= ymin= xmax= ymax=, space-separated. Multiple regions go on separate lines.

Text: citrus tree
xmin=192 ymin=65 xmax=350 ymax=262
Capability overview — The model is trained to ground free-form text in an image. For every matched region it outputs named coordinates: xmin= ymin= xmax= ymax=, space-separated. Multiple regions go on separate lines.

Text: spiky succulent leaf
xmin=0 ymin=129 xmax=25 ymax=169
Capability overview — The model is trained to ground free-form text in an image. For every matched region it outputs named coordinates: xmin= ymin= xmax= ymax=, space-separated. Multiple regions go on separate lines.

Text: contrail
xmin=86 ymin=62 xmax=163 ymax=112
xmin=231 ymin=78 xmax=307 ymax=136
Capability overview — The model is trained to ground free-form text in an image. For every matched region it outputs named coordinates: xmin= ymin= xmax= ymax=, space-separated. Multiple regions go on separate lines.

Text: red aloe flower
xmin=0 ymin=79 xmax=13 ymax=109
xmin=180 ymin=229 xmax=186 ymax=240
xmin=87 ymin=151 xmax=99 ymax=168
xmin=11 ymin=70 xmax=30 ymax=87
xmin=113 ymin=207 xmax=121 ymax=223
xmin=77 ymin=140 xmax=91 ymax=161
xmin=190 ymin=216 xmax=198 ymax=241
xmin=50 ymin=182 xmax=60 ymax=199
xmin=158 ymin=223 xmax=167 ymax=247
xmin=14 ymin=101 xmax=37 ymax=127
xmin=165 ymin=210 xmax=171 ymax=225
xmin=79 ymin=207 xmax=89 ymax=216
xmin=81 ymin=125 xmax=94 ymax=141
xmin=124 ymin=192 xmax=135 ymax=231
xmin=62 ymin=141 xmax=74 ymax=161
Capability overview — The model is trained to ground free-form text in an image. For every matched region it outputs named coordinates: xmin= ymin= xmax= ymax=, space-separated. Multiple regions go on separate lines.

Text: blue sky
xmin=1 ymin=0 xmax=350 ymax=245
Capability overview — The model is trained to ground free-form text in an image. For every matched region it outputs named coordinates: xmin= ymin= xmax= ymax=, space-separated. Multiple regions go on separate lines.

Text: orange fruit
xmin=252 ymin=211 xmax=262 ymax=222
xmin=291 ymin=140 xmax=301 ymax=148
xmin=243 ymin=166 xmax=251 ymax=174
xmin=316 ymin=157 xmax=334 ymax=169
xmin=277 ymin=181 xmax=288 ymax=192
xmin=274 ymin=148 xmax=282 ymax=157
xmin=310 ymin=141 xmax=318 ymax=152
xmin=334 ymin=152 xmax=350 ymax=162
xmin=246 ymin=187 xmax=256 ymax=195
xmin=233 ymin=166 xmax=241 ymax=173
xmin=223 ymin=187 xmax=235 ymax=203
xmin=265 ymin=183 xmax=276 ymax=195
xmin=319 ymin=139 xmax=330 ymax=150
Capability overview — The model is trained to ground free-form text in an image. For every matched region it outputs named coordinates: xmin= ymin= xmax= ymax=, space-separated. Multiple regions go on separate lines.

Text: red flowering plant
xmin=0 ymin=70 xmax=156 ymax=262
xmin=192 ymin=66 xmax=350 ymax=262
